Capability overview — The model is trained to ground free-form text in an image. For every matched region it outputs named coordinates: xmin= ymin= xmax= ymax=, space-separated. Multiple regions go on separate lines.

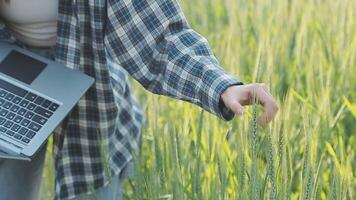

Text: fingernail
xmin=238 ymin=108 xmax=244 ymax=115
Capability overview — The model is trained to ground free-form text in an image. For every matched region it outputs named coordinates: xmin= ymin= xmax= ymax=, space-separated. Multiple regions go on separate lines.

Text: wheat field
xmin=40 ymin=0 xmax=356 ymax=199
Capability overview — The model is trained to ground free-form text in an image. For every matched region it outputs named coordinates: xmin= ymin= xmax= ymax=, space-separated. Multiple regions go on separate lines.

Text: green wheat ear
xmin=302 ymin=125 xmax=314 ymax=200
xmin=238 ymin=147 xmax=245 ymax=200
xmin=249 ymin=100 xmax=260 ymax=200
xmin=266 ymin=130 xmax=276 ymax=200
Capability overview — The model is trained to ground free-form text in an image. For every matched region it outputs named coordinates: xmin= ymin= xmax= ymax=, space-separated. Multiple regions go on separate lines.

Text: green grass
xmin=40 ymin=0 xmax=356 ymax=199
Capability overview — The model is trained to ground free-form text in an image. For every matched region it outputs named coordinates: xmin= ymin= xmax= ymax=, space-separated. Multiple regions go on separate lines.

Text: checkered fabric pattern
xmin=1 ymin=0 xmax=242 ymax=199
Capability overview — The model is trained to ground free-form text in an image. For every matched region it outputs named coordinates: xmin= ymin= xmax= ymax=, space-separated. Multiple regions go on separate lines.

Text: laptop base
xmin=0 ymin=147 xmax=30 ymax=161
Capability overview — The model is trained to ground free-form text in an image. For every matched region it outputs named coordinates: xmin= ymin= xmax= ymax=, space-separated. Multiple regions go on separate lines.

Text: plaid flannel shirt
xmin=1 ymin=0 xmax=242 ymax=199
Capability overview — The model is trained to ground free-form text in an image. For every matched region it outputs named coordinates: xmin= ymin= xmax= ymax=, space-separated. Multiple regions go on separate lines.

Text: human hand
xmin=220 ymin=83 xmax=279 ymax=126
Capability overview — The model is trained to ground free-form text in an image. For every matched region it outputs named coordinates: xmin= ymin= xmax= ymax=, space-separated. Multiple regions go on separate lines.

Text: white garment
xmin=0 ymin=0 xmax=58 ymax=47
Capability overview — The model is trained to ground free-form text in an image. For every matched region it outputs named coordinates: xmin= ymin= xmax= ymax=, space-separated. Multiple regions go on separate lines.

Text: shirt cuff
xmin=199 ymin=68 xmax=243 ymax=121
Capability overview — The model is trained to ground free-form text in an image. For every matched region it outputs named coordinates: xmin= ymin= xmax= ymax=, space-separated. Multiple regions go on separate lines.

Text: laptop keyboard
xmin=0 ymin=79 xmax=59 ymax=145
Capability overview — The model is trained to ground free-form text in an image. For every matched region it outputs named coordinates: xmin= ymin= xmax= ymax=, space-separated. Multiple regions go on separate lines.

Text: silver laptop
xmin=0 ymin=42 xmax=94 ymax=161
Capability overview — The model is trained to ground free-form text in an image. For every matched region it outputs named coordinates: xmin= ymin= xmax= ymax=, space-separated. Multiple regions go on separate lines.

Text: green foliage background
xmin=41 ymin=0 xmax=355 ymax=199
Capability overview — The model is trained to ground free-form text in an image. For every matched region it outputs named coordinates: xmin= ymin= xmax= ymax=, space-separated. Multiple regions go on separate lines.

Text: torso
xmin=0 ymin=0 xmax=58 ymax=47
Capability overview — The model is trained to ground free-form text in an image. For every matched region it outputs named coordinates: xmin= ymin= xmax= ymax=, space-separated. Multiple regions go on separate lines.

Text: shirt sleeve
xmin=104 ymin=0 xmax=243 ymax=121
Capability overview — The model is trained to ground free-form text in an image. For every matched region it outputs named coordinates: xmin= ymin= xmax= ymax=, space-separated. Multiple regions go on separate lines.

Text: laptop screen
xmin=0 ymin=50 xmax=47 ymax=85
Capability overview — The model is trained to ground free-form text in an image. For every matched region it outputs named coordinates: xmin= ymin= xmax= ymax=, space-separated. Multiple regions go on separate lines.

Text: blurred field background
xmin=40 ymin=0 xmax=356 ymax=199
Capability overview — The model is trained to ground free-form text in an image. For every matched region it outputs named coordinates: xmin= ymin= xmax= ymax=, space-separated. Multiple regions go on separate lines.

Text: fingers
xmin=220 ymin=83 xmax=279 ymax=125
xmin=249 ymin=83 xmax=279 ymax=126
xmin=259 ymin=83 xmax=274 ymax=99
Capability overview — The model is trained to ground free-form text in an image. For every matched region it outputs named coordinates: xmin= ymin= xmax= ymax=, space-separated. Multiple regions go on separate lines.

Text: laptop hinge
xmin=0 ymin=137 xmax=22 ymax=154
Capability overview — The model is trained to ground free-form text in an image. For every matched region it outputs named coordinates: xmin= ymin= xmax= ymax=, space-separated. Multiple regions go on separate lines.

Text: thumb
xmin=228 ymin=100 xmax=244 ymax=116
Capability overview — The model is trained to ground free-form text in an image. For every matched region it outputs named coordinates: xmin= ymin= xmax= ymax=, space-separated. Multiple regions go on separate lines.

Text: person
xmin=0 ymin=0 xmax=279 ymax=200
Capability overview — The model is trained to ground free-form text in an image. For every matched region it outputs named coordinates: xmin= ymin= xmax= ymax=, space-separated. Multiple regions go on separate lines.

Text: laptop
xmin=0 ymin=42 xmax=94 ymax=161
